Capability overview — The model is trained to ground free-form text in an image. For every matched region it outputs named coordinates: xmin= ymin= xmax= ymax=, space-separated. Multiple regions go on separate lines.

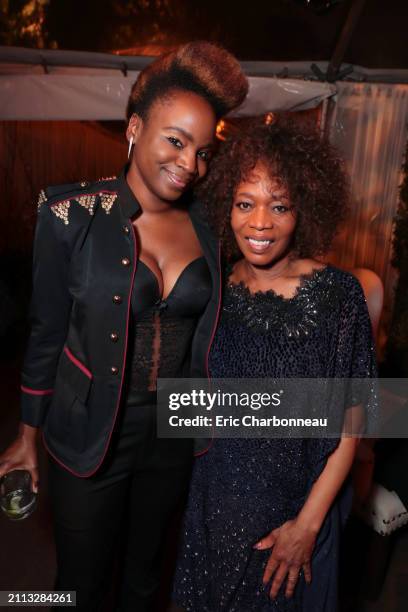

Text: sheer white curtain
xmin=327 ymin=82 xmax=408 ymax=330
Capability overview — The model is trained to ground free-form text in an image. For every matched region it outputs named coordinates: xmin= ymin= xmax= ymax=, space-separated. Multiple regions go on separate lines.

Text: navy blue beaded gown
xmin=173 ymin=265 xmax=377 ymax=612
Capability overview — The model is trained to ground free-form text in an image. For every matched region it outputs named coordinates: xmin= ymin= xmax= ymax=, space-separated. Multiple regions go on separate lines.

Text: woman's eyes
xmin=166 ymin=136 xmax=211 ymax=162
xmin=235 ymin=201 xmax=252 ymax=210
xmin=272 ymin=204 xmax=290 ymax=214
xmin=197 ymin=150 xmax=211 ymax=162
xmin=167 ymin=136 xmax=183 ymax=148
xmin=234 ymin=202 xmax=290 ymax=213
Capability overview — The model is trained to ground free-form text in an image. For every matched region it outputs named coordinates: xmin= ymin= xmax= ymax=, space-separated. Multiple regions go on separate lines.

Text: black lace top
xmin=127 ymin=256 xmax=212 ymax=393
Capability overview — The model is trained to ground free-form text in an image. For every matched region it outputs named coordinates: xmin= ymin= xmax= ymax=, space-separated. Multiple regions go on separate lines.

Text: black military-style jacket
xmin=20 ymin=169 xmax=221 ymax=476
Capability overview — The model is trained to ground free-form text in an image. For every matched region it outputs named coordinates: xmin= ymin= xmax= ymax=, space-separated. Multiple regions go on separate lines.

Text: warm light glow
xmin=216 ymin=119 xmax=226 ymax=141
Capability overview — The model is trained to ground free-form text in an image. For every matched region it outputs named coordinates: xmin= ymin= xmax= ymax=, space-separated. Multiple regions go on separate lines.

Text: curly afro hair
xmin=126 ymin=41 xmax=248 ymax=121
xmin=197 ymin=116 xmax=350 ymax=261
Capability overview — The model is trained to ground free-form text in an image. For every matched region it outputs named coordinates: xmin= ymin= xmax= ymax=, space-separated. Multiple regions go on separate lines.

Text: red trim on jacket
xmin=44 ymin=220 xmax=139 ymax=479
xmin=21 ymin=385 xmax=53 ymax=396
xmin=64 ymin=347 xmax=93 ymax=379
xmin=98 ymin=221 xmax=138 ymax=471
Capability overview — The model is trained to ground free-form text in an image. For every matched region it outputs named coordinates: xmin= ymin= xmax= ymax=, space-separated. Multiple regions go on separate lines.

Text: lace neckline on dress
xmin=223 ymin=265 xmax=343 ymax=336
xmin=227 ymin=265 xmax=331 ymax=303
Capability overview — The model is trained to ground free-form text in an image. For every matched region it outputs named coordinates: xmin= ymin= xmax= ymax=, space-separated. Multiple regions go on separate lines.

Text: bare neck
xmin=237 ymin=254 xmax=295 ymax=285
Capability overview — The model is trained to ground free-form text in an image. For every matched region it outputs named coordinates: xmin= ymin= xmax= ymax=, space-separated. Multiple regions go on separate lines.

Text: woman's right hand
xmin=0 ymin=424 xmax=39 ymax=493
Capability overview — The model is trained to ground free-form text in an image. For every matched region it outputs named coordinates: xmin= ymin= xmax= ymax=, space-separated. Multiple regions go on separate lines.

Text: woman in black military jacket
xmin=0 ymin=42 xmax=248 ymax=611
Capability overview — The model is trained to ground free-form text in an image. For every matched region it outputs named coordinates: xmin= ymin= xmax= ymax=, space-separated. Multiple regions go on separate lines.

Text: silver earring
xmin=127 ymin=136 xmax=134 ymax=159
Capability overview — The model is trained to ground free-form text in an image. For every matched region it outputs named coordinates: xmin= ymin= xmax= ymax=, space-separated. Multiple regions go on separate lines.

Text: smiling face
xmin=230 ymin=162 xmax=297 ymax=267
xmin=127 ymin=90 xmax=216 ymax=205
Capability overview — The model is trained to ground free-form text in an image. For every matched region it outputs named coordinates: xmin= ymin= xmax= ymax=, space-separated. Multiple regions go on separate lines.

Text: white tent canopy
xmin=0 ymin=47 xmax=339 ymax=120
xmin=1 ymin=47 xmax=408 ymax=121
xmin=0 ymin=72 xmax=337 ymax=120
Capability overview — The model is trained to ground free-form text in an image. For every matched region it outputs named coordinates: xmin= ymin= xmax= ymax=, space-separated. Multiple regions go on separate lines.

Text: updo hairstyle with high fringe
xmin=126 ymin=41 xmax=248 ymax=121
xmin=198 ymin=116 xmax=350 ymax=262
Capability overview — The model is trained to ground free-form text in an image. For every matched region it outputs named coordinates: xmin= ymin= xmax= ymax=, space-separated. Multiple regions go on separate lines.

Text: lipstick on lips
xmin=164 ymin=168 xmax=189 ymax=190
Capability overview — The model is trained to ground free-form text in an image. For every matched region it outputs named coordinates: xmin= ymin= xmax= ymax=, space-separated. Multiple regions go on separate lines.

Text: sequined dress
xmin=173 ymin=265 xmax=376 ymax=612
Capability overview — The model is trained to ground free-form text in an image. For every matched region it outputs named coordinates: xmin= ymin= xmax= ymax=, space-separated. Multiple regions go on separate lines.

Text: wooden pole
xmin=326 ymin=0 xmax=368 ymax=82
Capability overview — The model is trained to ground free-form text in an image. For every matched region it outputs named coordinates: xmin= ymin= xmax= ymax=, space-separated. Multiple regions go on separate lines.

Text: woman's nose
xmin=249 ymin=207 xmax=273 ymax=230
xmin=177 ymin=149 xmax=197 ymax=176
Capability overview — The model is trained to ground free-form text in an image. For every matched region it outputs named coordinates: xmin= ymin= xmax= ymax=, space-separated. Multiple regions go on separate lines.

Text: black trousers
xmin=48 ymin=393 xmax=193 ymax=612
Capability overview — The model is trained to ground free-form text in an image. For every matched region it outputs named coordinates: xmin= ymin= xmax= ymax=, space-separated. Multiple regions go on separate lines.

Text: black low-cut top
xmin=127 ymin=256 xmax=212 ymax=392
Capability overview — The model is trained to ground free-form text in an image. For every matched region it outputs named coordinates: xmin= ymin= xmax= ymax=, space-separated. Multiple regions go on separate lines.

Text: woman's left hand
xmin=254 ymin=518 xmax=316 ymax=599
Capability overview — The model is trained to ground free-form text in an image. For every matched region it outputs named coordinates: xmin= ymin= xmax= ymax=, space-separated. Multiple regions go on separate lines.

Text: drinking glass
xmin=0 ymin=470 xmax=37 ymax=520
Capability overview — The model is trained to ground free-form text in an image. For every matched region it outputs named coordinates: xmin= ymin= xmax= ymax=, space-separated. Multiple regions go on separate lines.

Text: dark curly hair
xmin=126 ymin=41 xmax=248 ymax=121
xmin=198 ymin=116 xmax=350 ymax=261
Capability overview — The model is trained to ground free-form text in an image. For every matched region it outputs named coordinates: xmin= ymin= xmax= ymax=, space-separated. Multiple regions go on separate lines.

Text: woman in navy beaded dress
xmin=173 ymin=119 xmax=377 ymax=611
